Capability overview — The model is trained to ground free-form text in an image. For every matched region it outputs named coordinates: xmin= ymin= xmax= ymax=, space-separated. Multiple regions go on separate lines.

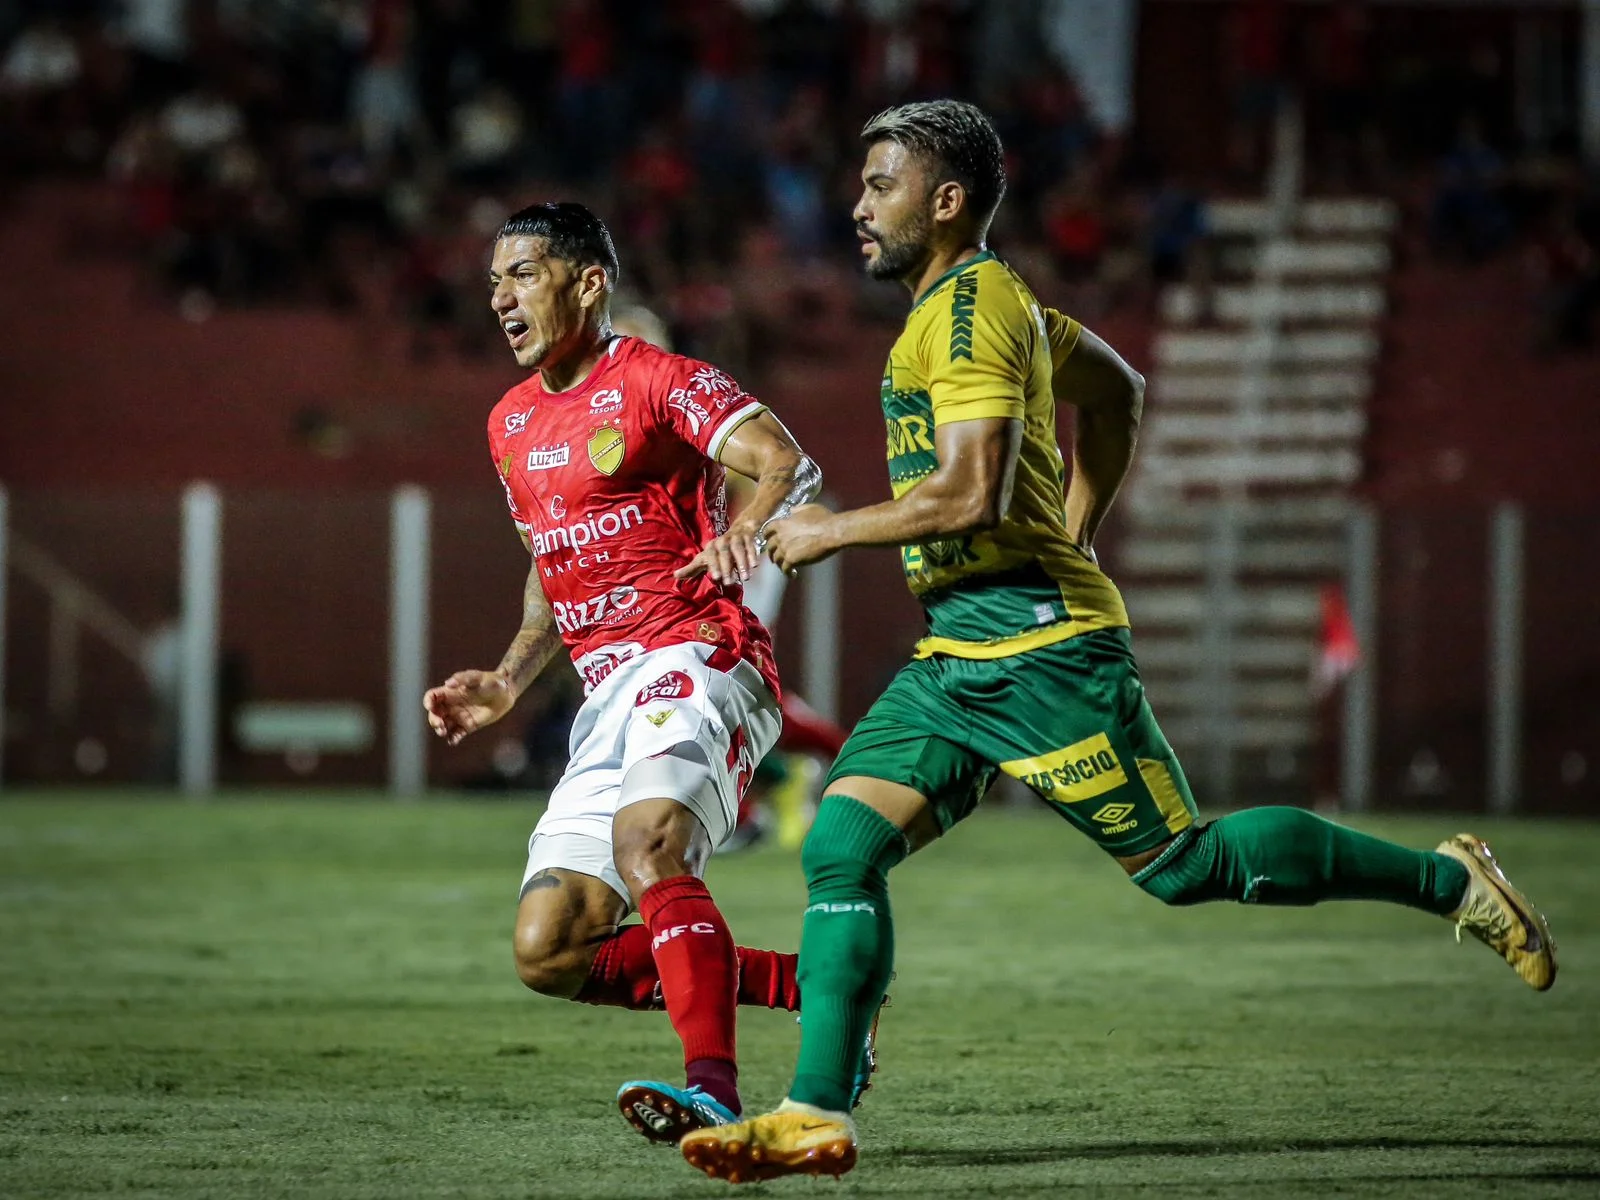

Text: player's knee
xmin=1131 ymin=826 xmax=1216 ymax=906
xmin=801 ymin=795 xmax=903 ymax=890
xmin=612 ymin=795 xmax=709 ymax=900
xmin=511 ymin=921 xmax=588 ymax=997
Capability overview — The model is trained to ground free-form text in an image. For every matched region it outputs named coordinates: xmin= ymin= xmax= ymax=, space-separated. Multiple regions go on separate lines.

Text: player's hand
xmin=423 ymin=670 xmax=515 ymax=746
xmin=675 ymin=525 xmax=764 ymax=587
xmin=762 ymin=505 xmax=839 ymax=574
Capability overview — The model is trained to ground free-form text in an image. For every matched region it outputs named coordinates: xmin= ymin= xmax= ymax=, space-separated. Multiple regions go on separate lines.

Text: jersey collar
xmin=909 ymin=249 xmax=996 ymax=314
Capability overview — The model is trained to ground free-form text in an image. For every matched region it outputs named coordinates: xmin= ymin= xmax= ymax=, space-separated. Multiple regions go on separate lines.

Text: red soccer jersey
xmin=487 ymin=335 xmax=781 ymax=699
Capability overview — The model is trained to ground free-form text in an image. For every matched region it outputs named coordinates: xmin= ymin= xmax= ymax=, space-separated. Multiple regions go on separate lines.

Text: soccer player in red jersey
xmin=423 ymin=202 xmax=865 ymax=1142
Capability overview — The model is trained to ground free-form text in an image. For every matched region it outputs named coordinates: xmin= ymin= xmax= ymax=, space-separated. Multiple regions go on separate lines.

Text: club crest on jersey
xmin=644 ymin=709 xmax=673 ymax=728
xmin=499 ymin=453 xmax=514 ymax=478
xmin=588 ymin=424 xmax=625 ymax=475
xmin=636 ymin=671 xmax=696 ymax=706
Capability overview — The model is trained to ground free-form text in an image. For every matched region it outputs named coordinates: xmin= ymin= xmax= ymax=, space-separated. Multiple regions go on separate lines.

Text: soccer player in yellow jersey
xmin=681 ymin=100 xmax=1556 ymax=1184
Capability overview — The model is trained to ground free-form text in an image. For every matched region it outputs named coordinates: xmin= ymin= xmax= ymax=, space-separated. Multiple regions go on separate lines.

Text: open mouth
xmin=502 ymin=318 xmax=530 ymax=348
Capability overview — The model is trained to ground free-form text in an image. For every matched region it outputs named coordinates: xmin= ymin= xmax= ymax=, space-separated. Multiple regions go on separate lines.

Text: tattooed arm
xmin=674 ymin=410 xmax=821 ymax=586
xmin=423 ymin=558 xmax=565 ymax=746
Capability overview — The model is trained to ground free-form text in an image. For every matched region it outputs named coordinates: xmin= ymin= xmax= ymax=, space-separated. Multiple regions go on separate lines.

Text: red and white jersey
xmin=487 ymin=335 xmax=781 ymax=699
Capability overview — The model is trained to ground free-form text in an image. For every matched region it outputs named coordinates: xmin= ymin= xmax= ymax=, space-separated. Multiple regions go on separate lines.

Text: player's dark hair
xmin=861 ymin=99 xmax=1008 ymax=237
xmin=497 ymin=201 xmax=620 ymax=290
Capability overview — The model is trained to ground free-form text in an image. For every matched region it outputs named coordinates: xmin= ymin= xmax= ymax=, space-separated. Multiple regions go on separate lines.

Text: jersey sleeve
xmin=1041 ymin=306 xmax=1083 ymax=373
xmin=924 ymin=268 xmax=1034 ymax=426
xmin=654 ymin=354 xmax=768 ymax=460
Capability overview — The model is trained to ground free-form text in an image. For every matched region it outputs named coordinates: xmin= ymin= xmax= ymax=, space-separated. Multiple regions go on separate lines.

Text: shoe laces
xmin=1455 ymin=885 xmax=1513 ymax=948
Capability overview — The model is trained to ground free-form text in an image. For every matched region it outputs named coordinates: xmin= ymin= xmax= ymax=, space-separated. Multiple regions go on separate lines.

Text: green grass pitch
xmin=2 ymin=794 xmax=1597 ymax=1198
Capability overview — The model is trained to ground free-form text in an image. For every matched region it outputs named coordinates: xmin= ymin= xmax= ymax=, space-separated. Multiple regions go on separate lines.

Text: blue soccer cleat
xmin=850 ymin=995 xmax=886 ymax=1109
xmin=616 ymin=1080 xmax=738 ymax=1146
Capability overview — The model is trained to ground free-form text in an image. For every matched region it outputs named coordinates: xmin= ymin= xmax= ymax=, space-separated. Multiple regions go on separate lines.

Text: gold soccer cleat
xmin=1437 ymin=833 xmax=1557 ymax=991
xmin=680 ymin=1100 xmax=857 ymax=1184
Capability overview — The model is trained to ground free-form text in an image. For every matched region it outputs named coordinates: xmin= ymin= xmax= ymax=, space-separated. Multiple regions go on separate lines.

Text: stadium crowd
xmin=0 ymin=0 xmax=1209 ymax=375
xmin=2 ymin=1 xmax=1593 ymax=361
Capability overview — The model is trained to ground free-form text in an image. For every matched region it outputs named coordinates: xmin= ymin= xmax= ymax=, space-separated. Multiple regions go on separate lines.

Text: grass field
xmin=1 ymin=794 xmax=1597 ymax=1199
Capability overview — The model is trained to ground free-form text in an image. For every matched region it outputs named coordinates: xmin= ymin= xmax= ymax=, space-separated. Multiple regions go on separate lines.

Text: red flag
xmin=1314 ymin=583 xmax=1361 ymax=697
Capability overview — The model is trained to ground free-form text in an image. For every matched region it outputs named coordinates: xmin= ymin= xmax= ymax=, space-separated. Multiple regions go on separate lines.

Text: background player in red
xmin=423 ymin=202 xmax=848 ymax=1142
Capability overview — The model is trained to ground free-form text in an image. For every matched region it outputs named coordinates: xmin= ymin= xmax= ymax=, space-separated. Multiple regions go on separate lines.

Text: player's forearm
xmin=495 ymin=567 xmax=563 ymax=698
xmin=828 ymin=475 xmax=1001 ymax=551
xmin=736 ymin=454 xmax=821 ymax=537
xmin=1064 ymin=403 xmax=1139 ymax=549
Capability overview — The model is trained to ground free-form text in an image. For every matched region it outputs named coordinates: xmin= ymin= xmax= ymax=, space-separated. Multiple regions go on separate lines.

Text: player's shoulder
xmin=488 ymin=377 xmax=541 ymax=442
xmin=908 ymin=252 xmax=1044 ymax=365
xmin=971 ymin=254 xmax=1042 ymax=323
xmin=621 ymin=337 xmax=742 ymax=393
xmin=911 ymin=252 xmax=1034 ymax=331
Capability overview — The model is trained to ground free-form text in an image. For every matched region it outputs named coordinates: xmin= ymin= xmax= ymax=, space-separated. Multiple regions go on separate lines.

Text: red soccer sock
xmin=575 ymin=924 xmax=660 ymax=1010
xmin=639 ymin=875 xmax=741 ymax=1114
xmin=737 ymin=946 xmax=801 ymax=1012
xmin=575 ymin=924 xmax=800 ymax=1014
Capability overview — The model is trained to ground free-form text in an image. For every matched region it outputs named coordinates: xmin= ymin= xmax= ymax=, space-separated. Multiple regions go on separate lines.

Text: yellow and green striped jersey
xmin=881 ymin=250 xmax=1129 ymax=659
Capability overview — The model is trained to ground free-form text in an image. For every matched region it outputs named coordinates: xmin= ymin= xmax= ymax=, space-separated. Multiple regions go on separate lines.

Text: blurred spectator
xmin=1 ymin=17 xmax=81 ymax=95
xmin=764 ymin=85 xmax=829 ymax=260
xmin=1430 ymin=117 xmax=1511 ymax=263
xmin=1 ymin=16 xmax=86 ymax=165
xmin=159 ymin=81 xmax=242 ymax=157
xmin=350 ymin=0 xmax=422 ymax=169
xmin=554 ymin=0 xmax=620 ymax=180
xmin=1146 ymin=176 xmax=1208 ymax=285
xmin=450 ymin=83 xmax=524 ymax=186
xmin=1225 ymin=0 xmax=1287 ymax=182
xmin=1043 ymin=169 xmax=1107 ymax=289
xmin=0 ymin=0 xmax=1229 ymax=340
xmin=114 ymin=0 xmax=191 ymax=106
xmin=1529 ymin=193 xmax=1600 ymax=354
xmin=1309 ymin=0 xmax=1375 ymax=188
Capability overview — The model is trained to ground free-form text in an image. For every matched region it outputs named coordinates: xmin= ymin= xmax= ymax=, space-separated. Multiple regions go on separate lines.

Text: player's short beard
xmin=863 ymin=212 xmax=933 ymax=283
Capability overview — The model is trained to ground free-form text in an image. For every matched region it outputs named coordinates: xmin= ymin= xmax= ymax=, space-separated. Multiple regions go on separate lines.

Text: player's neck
xmin=537 ymin=325 xmax=615 ymax=394
xmin=906 ymin=242 xmax=985 ymax=304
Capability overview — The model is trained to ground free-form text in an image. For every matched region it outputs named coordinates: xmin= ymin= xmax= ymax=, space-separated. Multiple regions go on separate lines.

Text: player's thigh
xmin=824 ymin=657 xmax=995 ymax=853
xmin=966 ymin=629 xmax=1199 ymax=859
xmin=614 ymin=645 xmax=782 ymax=859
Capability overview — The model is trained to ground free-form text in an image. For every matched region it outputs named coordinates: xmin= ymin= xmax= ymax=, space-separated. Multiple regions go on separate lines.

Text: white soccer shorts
xmin=520 ymin=642 xmax=781 ymax=907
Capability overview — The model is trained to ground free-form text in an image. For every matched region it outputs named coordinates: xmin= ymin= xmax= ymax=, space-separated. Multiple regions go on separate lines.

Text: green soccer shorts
xmin=824 ymin=627 xmax=1199 ymax=857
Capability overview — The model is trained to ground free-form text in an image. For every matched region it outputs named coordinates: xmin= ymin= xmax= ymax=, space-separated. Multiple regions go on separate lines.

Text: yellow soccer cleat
xmin=680 ymin=1099 xmax=857 ymax=1184
xmin=1437 ymin=833 xmax=1557 ymax=991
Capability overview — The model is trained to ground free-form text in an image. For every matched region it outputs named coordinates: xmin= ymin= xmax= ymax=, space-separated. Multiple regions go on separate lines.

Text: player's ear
xmin=578 ymin=264 xmax=609 ymax=309
xmin=931 ymin=180 xmax=966 ymax=228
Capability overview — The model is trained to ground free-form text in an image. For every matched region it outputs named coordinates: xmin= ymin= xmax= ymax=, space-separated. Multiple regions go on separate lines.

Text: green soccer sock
xmin=1134 ymin=806 xmax=1471 ymax=914
xmin=788 ymin=795 xmax=907 ymax=1113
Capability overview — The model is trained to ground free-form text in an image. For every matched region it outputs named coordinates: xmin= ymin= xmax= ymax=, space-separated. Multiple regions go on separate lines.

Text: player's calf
xmin=512 ymin=867 xmax=629 ymax=998
xmin=611 ymin=796 xmax=745 ymax=1126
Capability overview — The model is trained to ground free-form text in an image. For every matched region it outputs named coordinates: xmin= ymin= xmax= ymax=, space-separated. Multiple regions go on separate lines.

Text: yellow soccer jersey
xmin=881 ymin=250 xmax=1129 ymax=658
